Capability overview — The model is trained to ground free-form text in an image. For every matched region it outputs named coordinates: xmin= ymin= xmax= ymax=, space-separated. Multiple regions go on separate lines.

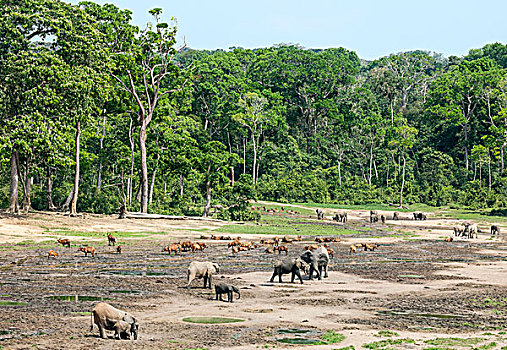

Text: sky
xmin=66 ymin=0 xmax=507 ymax=60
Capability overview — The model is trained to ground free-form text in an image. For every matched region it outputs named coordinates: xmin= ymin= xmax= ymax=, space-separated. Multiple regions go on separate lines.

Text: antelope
xmin=107 ymin=234 xmax=116 ymax=246
xmin=57 ymin=239 xmax=71 ymax=248
xmin=48 ymin=250 xmax=59 ymax=259
xmin=78 ymin=247 xmax=96 ymax=257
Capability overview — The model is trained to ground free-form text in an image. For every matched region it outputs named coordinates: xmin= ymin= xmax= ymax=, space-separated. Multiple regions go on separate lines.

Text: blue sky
xmin=67 ymin=0 xmax=507 ymax=60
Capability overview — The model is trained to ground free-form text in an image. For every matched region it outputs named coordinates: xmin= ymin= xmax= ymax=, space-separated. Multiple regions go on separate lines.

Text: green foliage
xmin=363 ymin=338 xmax=415 ymax=349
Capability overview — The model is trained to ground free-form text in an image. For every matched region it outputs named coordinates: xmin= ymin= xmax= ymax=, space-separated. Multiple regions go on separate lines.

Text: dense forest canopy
xmin=1 ymin=0 xmax=507 ymax=217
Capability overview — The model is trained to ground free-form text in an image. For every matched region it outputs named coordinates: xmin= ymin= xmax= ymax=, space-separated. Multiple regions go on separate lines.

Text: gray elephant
xmin=187 ymin=261 xmax=220 ymax=289
xmin=270 ymin=257 xmax=304 ymax=284
xmin=90 ymin=302 xmax=139 ymax=340
xmin=491 ymin=225 xmax=500 ymax=236
xmin=380 ymin=214 xmax=386 ymax=224
xmin=316 ymin=209 xmax=324 ymax=220
xmin=300 ymin=250 xmax=329 ymax=280
xmin=370 ymin=210 xmax=377 ymax=223
xmin=393 ymin=212 xmax=399 ymax=220
xmin=215 ymin=282 xmax=240 ymax=302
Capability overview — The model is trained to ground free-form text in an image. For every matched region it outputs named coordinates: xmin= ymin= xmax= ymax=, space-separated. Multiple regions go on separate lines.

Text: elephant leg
xmin=187 ymin=271 xmax=195 ymax=288
xmin=269 ymin=271 xmax=277 ymax=283
xmin=228 ymin=291 xmax=233 ymax=302
xmin=317 ymin=266 xmax=323 ymax=280
xmin=98 ymin=325 xmax=107 ymax=339
xmin=295 ymin=270 xmax=303 ymax=284
xmin=324 ymin=265 xmax=328 ymax=278
xmin=203 ymin=275 xmax=208 ymax=289
xmin=208 ymin=274 xmax=212 ymax=289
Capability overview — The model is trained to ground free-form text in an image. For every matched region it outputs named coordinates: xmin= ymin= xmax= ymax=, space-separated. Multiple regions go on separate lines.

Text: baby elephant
xmin=215 ymin=282 xmax=240 ymax=302
xmin=113 ymin=320 xmax=132 ymax=340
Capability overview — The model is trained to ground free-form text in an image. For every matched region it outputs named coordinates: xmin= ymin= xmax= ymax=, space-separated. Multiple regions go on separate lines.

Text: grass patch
xmin=424 ymin=337 xmax=485 ymax=346
xmin=375 ymin=330 xmax=399 ymax=337
xmin=319 ymin=330 xmax=345 ymax=344
xmin=363 ymin=338 xmax=415 ymax=349
xmin=182 ymin=317 xmax=244 ymax=324
xmin=217 ymin=222 xmax=359 ymax=237
xmin=0 ymin=301 xmax=26 ymax=306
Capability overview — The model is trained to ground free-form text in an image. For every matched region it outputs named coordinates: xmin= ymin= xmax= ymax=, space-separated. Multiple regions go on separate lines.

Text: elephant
xmin=453 ymin=225 xmax=465 ymax=237
xmin=113 ymin=320 xmax=132 ymax=340
xmin=333 ymin=212 xmax=347 ymax=223
xmin=186 ymin=261 xmax=219 ymax=289
xmin=393 ymin=212 xmax=399 ymax=220
xmin=270 ymin=257 xmax=304 ymax=284
xmin=491 ymin=225 xmax=500 ymax=236
xmin=300 ymin=250 xmax=329 ymax=280
xmin=315 ymin=209 xmax=324 ymax=220
xmin=468 ymin=224 xmax=478 ymax=239
xmin=90 ymin=302 xmax=139 ymax=340
xmin=370 ymin=210 xmax=378 ymax=223
xmin=215 ymin=282 xmax=240 ymax=302
xmin=413 ymin=212 xmax=427 ymax=221
xmin=380 ymin=215 xmax=386 ymax=224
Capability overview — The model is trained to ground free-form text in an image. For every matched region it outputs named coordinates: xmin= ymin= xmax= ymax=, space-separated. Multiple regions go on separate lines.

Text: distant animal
xmin=57 ymin=239 xmax=71 ymax=248
xmin=364 ymin=243 xmax=378 ymax=251
xmin=315 ymin=209 xmax=324 ymax=220
xmin=116 ymin=245 xmax=122 ymax=254
xmin=326 ymin=247 xmax=334 ymax=258
xmin=179 ymin=241 xmax=193 ymax=251
xmin=186 ymin=261 xmax=219 ymax=289
xmin=315 ymin=237 xmax=325 ymax=243
xmin=468 ymin=224 xmax=478 ymax=239
xmin=380 ymin=215 xmax=386 ymax=224
xmin=162 ymin=243 xmax=180 ymax=255
xmin=413 ymin=212 xmax=426 ymax=220
xmin=491 ymin=225 xmax=500 ymax=236
xmin=393 ymin=212 xmax=399 ymax=220
xmin=78 ymin=246 xmax=95 ymax=257
xmin=264 ymin=247 xmax=274 ymax=254
xmin=215 ymin=282 xmax=240 ymax=302
xmin=349 ymin=245 xmax=357 ymax=254
xmin=191 ymin=242 xmax=205 ymax=252
xmin=333 ymin=212 xmax=347 ymax=223
xmin=304 ymin=244 xmax=319 ymax=251
xmin=453 ymin=225 xmax=465 ymax=237
xmin=90 ymin=302 xmax=138 ymax=340
xmin=48 ymin=250 xmax=58 ymax=259
xmin=444 ymin=237 xmax=453 ymax=242
xmin=270 ymin=257 xmax=304 ymax=284
xmin=232 ymin=246 xmax=240 ymax=254
xmin=107 ymin=234 xmax=116 ymax=246
xmin=274 ymin=245 xmax=288 ymax=255
xmin=281 ymin=236 xmax=294 ymax=243
xmin=370 ymin=210 xmax=378 ymax=223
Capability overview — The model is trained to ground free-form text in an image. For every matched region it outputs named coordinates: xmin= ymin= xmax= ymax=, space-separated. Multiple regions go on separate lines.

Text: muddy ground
xmin=0 ymin=206 xmax=506 ymax=349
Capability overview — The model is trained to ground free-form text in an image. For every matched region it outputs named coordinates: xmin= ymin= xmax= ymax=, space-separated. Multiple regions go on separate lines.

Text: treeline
xmin=1 ymin=0 xmax=507 ymax=217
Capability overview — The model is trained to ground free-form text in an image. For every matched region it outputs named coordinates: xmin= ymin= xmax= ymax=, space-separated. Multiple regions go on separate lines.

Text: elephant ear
xmin=123 ymin=314 xmax=135 ymax=324
xmin=213 ymin=263 xmax=220 ymax=273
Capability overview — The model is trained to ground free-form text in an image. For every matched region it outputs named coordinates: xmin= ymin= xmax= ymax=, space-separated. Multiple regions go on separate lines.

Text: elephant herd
xmin=270 ymin=246 xmax=329 ymax=283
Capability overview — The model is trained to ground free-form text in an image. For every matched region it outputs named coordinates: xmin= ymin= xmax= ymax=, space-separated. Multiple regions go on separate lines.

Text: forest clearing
xmin=1 ymin=203 xmax=506 ymax=349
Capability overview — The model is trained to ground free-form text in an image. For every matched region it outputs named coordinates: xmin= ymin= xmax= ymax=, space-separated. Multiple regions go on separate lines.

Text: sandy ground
xmin=0 ymin=205 xmax=506 ymax=349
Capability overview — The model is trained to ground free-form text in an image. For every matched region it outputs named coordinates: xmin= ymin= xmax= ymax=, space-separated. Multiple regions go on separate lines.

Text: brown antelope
xmin=444 ymin=237 xmax=453 ymax=242
xmin=116 ymin=245 xmax=122 ymax=254
xmin=107 ymin=234 xmax=116 ymax=246
xmin=57 ymin=239 xmax=71 ymax=248
xmin=273 ymin=245 xmax=288 ymax=255
xmin=349 ymin=245 xmax=357 ymax=254
xmin=48 ymin=250 xmax=59 ymax=259
xmin=326 ymin=247 xmax=334 ymax=258
xmin=78 ymin=246 xmax=96 ymax=257
xmin=163 ymin=243 xmax=181 ymax=255
xmin=264 ymin=247 xmax=274 ymax=254
xmin=364 ymin=243 xmax=378 ymax=251
xmin=232 ymin=246 xmax=240 ymax=254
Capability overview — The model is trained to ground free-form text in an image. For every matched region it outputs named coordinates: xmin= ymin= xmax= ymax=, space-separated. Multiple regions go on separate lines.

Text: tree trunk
xmin=7 ymin=150 xmax=20 ymax=214
xmin=399 ymin=152 xmax=406 ymax=207
xmin=22 ymin=175 xmax=32 ymax=212
xmin=464 ymin=123 xmax=469 ymax=171
xmin=62 ymin=186 xmax=74 ymax=211
xmin=203 ymin=176 xmax=211 ymax=217
xmin=46 ymin=166 xmax=56 ymax=210
xmin=128 ymin=117 xmax=135 ymax=206
xmin=252 ymin=133 xmax=257 ymax=184
xmin=488 ymin=155 xmax=492 ymax=193
xmin=70 ymin=120 xmax=81 ymax=216
xmin=97 ymin=114 xmax=106 ymax=191
xmin=139 ymin=124 xmax=148 ymax=213
xmin=337 ymin=160 xmax=342 ymax=186
xmin=501 ymin=144 xmax=505 ymax=174
xmin=148 ymin=152 xmax=160 ymax=204
xmin=368 ymin=139 xmax=373 ymax=187
xmin=179 ymin=175 xmax=184 ymax=197
xmin=242 ymin=137 xmax=246 ymax=175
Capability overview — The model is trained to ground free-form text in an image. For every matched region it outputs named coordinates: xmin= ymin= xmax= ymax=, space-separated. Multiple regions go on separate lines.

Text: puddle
xmin=277 ymin=329 xmax=314 ymax=334
xmin=182 ymin=317 xmax=245 ymax=324
xmin=277 ymin=338 xmax=322 ymax=345
xmin=377 ymin=310 xmax=463 ymax=319
xmin=48 ymin=295 xmax=109 ymax=302
xmin=397 ymin=274 xmax=424 ymax=278
xmin=0 ymin=301 xmax=26 ymax=306
xmin=104 ymin=270 xmax=168 ymax=276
